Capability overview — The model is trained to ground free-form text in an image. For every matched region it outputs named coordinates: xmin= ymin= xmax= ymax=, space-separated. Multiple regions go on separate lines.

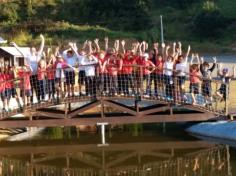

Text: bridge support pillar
xmin=97 ymin=122 xmax=109 ymax=147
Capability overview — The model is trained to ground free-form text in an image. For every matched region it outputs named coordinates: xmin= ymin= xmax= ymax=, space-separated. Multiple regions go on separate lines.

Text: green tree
xmin=192 ymin=1 xmax=228 ymax=38
xmin=0 ymin=2 xmax=19 ymax=24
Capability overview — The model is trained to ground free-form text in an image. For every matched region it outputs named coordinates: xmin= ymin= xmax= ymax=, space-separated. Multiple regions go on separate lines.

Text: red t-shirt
xmin=190 ymin=69 xmax=201 ymax=83
xmin=37 ymin=67 xmax=46 ymax=80
xmin=18 ymin=70 xmax=31 ymax=90
xmin=0 ymin=74 xmax=5 ymax=92
xmin=54 ymin=60 xmax=67 ymax=69
xmin=121 ymin=55 xmax=136 ymax=74
xmin=5 ymin=73 xmax=14 ymax=89
xmin=136 ymin=57 xmax=155 ymax=75
xmin=46 ymin=66 xmax=55 ymax=80
xmin=155 ymin=60 xmax=163 ymax=75
xmin=98 ymin=57 xmax=107 ymax=74
xmin=106 ymin=58 xmax=121 ymax=76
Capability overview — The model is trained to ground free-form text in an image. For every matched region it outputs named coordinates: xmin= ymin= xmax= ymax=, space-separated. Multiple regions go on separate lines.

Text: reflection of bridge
xmin=0 ymin=141 xmax=232 ymax=176
xmin=0 ymin=65 xmax=235 ymax=128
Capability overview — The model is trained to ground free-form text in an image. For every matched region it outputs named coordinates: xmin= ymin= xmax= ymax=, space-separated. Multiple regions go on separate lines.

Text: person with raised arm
xmin=136 ymin=42 xmax=155 ymax=97
xmin=36 ymin=59 xmax=47 ymax=103
xmin=154 ymin=50 xmax=164 ymax=98
xmin=121 ymin=40 xmax=136 ymax=96
xmin=0 ymin=66 xmax=6 ymax=113
xmin=200 ymin=56 xmax=217 ymax=106
xmin=54 ymin=49 xmax=67 ymax=102
xmin=175 ymin=45 xmax=191 ymax=102
xmin=11 ymin=34 xmax=45 ymax=104
xmin=5 ymin=65 xmax=22 ymax=111
xmin=62 ymin=42 xmax=80 ymax=97
xmin=189 ymin=54 xmax=201 ymax=105
xmin=80 ymin=41 xmax=98 ymax=98
xmin=163 ymin=44 xmax=175 ymax=101
xmin=46 ymin=55 xmax=56 ymax=102
xmin=114 ymin=40 xmax=123 ymax=95
xmin=16 ymin=64 xmax=33 ymax=107
xmin=216 ymin=63 xmax=235 ymax=101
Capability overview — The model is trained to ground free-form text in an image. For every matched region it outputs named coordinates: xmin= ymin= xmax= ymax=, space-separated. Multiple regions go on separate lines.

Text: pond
xmin=0 ymin=123 xmax=235 ymax=176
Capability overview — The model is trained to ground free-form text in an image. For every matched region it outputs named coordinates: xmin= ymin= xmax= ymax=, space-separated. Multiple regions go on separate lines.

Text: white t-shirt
xmin=26 ymin=53 xmax=42 ymax=75
xmin=81 ymin=55 xmax=98 ymax=76
xmin=63 ymin=51 xmax=78 ymax=71
xmin=77 ymin=55 xmax=85 ymax=71
xmin=175 ymin=61 xmax=188 ymax=76
xmin=55 ymin=63 xmax=65 ymax=79
xmin=163 ymin=61 xmax=174 ymax=76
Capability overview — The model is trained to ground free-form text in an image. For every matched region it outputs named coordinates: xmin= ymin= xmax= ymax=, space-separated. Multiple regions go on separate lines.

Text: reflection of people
xmin=77 ymin=125 xmax=97 ymax=133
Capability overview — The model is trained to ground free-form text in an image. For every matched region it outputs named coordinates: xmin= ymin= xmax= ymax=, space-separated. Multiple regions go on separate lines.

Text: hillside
xmin=0 ymin=0 xmax=235 ymax=53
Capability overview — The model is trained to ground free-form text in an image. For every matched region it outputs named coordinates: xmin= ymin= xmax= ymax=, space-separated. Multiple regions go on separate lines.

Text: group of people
xmin=0 ymin=35 xmax=234 ymax=112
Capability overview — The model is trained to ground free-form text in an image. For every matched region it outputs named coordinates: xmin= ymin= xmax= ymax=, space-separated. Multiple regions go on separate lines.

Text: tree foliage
xmin=192 ymin=1 xmax=229 ymax=38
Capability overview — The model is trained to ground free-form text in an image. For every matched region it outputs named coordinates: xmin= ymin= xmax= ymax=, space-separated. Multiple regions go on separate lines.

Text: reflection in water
xmin=0 ymin=144 xmax=232 ymax=175
xmin=0 ymin=125 xmax=233 ymax=176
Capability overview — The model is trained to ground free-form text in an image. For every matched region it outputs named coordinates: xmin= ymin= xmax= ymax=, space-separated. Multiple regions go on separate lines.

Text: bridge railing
xmin=0 ymin=64 xmax=232 ymax=118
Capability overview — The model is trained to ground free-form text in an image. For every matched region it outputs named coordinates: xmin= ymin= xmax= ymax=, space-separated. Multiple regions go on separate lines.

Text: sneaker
xmin=2 ymin=108 xmax=6 ymax=113
xmin=144 ymin=94 xmax=150 ymax=98
xmin=120 ymin=93 xmax=124 ymax=96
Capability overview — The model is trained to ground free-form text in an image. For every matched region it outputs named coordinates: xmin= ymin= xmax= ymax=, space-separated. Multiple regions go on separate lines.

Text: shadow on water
xmin=0 ymin=123 xmax=234 ymax=176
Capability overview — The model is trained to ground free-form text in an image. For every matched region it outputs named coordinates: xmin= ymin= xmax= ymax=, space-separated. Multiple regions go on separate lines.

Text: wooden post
xmin=65 ymin=102 xmax=68 ymax=118
xmin=225 ymin=83 xmax=229 ymax=116
xmin=226 ymin=145 xmax=232 ymax=176
xmin=22 ymin=77 xmax=26 ymax=112
xmin=101 ymin=100 xmax=105 ymax=118
xmin=140 ymin=66 xmax=144 ymax=97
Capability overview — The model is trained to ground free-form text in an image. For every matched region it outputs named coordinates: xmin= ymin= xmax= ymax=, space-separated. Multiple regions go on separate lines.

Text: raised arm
xmin=82 ymin=40 xmax=88 ymax=50
xmin=178 ymin=41 xmax=182 ymax=55
xmin=185 ymin=45 xmax=191 ymax=62
xmin=209 ymin=57 xmax=217 ymax=72
xmin=233 ymin=66 xmax=236 ymax=78
xmin=141 ymin=41 xmax=146 ymax=53
xmin=38 ymin=34 xmax=45 ymax=55
xmin=104 ymin=37 xmax=109 ymax=51
xmin=121 ymin=40 xmax=126 ymax=54
xmin=114 ymin=40 xmax=120 ymax=54
xmin=161 ymin=43 xmax=165 ymax=59
xmin=165 ymin=45 xmax=171 ymax=59
xmin=88 ymin=41 xmax=93 ymax=55
xmin=190 ymin=53 xmax=194 ymax=65
xmin=10 ymin=42 xmax=28 ymax=65
xmin=217 ymin=63 xmax=223 ymax=77
xmin=172 ymin=42 xmax=176 ymax=57
xmin=10 ymin=42 xmax=26 ymax=58
xmin=94 ymin=38 xmax=100 ymax=53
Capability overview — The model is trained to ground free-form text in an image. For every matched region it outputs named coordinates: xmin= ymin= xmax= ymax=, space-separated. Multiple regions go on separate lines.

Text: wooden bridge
xmin=0 ymin=140 xmax=232 ymax=176
xmin=0 ymin=65 xmax=235 ymax=128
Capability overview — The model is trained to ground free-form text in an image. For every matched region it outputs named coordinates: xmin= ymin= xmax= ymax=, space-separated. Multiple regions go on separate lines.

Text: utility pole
xmin=160 ymin=15 xmax=164 ymax=44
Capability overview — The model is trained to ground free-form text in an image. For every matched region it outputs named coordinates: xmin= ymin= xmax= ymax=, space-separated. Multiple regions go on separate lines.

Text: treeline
xmin=0 ymin=0 xmax=235 ymax=47
xmin=0 ymin=0 xmax=151 ymax=31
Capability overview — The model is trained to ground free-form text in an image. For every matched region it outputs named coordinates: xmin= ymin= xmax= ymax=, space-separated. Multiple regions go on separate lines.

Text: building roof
xmin=0 ymin=47 xmax=30 ymax=57
xmin=0 ymin=37 xmax=7 ymax=44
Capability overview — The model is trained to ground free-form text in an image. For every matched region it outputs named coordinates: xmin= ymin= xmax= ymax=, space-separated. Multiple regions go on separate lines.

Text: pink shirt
xmin=0 ymin=74 xmax=5 ymax=92
xmin=190 ymin=70 xmax=201 ymax=83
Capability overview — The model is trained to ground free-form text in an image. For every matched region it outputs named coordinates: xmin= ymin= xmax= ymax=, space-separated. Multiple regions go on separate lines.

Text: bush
xmin=192 ymin=8 xmax=228 ymax=39
xmin=0 ymin=3 xmax=20 ymax=24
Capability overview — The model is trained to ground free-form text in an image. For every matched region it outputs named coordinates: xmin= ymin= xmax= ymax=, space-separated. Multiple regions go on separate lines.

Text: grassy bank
xmin=1 ymin=22 xmax=235 ymax=54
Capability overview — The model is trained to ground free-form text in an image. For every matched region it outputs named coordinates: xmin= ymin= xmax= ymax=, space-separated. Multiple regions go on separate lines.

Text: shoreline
xmin=186 ymin=121 xmax=236 ymax=143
